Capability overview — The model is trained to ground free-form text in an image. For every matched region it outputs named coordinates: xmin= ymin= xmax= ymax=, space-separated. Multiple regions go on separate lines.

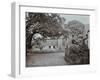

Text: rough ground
xmin=26 ymin=52 xmax=67 ymax=67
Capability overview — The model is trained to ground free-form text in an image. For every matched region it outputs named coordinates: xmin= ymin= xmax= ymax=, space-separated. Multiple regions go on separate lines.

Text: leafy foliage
xmin=65 ymin=34 xmax=89 ymax=64
xmin=26 ymin=12 xmax=65 ymax=49
xmin=65 ymin=20 xmax=85 ymax=36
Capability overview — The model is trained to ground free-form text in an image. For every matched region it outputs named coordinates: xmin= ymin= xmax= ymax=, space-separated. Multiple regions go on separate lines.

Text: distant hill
xmin=65 ymin=20 xmax=84 ymax=29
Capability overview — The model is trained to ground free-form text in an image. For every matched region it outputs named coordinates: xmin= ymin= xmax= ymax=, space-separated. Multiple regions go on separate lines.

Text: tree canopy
xmin=64 ymin=20 xmax=85 ymax=36
xmin=26 ymin=12 xmax=65 ymax=49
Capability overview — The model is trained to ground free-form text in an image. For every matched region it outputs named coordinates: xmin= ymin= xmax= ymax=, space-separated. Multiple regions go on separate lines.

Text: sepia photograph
xmin=26 ymin=12 xmax=90 ymax=67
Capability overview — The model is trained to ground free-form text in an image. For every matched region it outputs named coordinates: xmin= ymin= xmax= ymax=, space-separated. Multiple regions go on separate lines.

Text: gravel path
xmin=26 ymin=52 xmax=67 ymax=67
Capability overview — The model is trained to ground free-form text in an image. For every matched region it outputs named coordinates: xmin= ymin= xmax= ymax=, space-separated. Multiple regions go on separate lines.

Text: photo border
xmin=11 ymin=2 xmax=97 ymax=78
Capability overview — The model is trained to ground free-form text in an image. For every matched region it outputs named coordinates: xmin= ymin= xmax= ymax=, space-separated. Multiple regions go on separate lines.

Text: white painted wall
xmin=0 ymin=0 xmax=100 ymax=80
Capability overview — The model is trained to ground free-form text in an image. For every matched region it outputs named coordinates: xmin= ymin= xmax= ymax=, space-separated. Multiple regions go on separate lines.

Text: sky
xmin=60 ymin=14 xmax=90 ymax=24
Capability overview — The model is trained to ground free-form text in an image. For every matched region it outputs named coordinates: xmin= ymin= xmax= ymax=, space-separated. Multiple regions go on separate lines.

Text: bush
xmin=65 ymin=40 xmax=89 ymax=65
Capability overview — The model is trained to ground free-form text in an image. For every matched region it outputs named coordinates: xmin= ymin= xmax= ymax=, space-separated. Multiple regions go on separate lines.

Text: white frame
xmin=11 ymin=2 xmax=97 ymax=78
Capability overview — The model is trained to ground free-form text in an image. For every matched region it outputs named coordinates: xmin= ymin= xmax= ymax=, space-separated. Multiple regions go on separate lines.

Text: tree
xmin=65 ymin=20 xmax=85 ymax=36
xmin=26 ymin=12 xmax=65 ymax=49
